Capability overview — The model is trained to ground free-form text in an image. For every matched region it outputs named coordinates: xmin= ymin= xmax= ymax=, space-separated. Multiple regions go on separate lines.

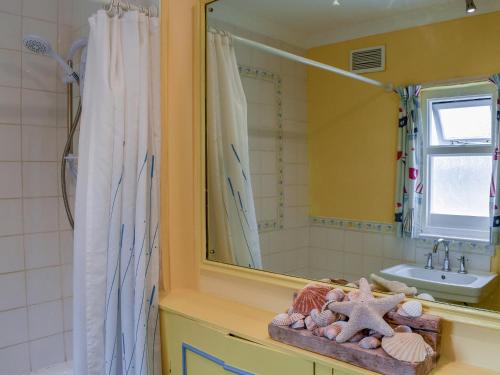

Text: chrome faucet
xmin=424 ymin=252 xmax=434 ymax=269
xmin=432 ymin=239 xmax=451 ymax=272
xmin=457 ymin=256 xmax=468 ymax=274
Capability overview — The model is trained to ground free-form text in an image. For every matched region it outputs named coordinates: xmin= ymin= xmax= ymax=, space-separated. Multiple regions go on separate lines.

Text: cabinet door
xmin=161 ymin=311 xmax=314 ymax=375
xmin=315 ymin=364 xmax=333 ymax=375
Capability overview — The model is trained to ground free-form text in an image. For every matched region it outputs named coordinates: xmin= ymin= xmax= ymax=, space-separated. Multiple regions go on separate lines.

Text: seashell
xmin=331 ymin=321 xmax=348 ymax=330
xmin=324 ymin=324 xmax=342 ymax=340
xmin=289 ymin=313 xmax=305 ymax=323
xmin=292 ymin=284 xmax=332 ymax=315
xmin=348 ymin=332 xmax=366 ymax=343
xmin=397 ymin=301 xmax=423 ymax=318
xmin=345 ymin=282 xmax=358 ymax=288
xmin=271 ymin=313 xmax=292 ymax=326
xmin=287 ymin=306 xmax=294 ymax=315
xmin=417 ymin=293 xmax=435 ymax=302
xmin=368 ymin=329 xmax=383 ymax=339
xmin=312 ymin=327 xmax=326 ymax=336
xmin=337 ymin=314 xmax=348 ymax=321
xmin=370 ymin=274 xmax=417 ymax=296
xmin=359 ymin=336 xmax=381 ymax=349
xmin=345 ymin=291 xmax=360 ymax=301
xmin=382 ymin=333 xmax=434 ymax=363
xmin=290 ymin=319 xmax=305 ymax=329
xmin=394 ymin=325 xmax=412 ymax=333
xmin=305 ymin=315 xmax=318 ymax=331
xmin=326 ymin=288 xmax=345 ymax=302
xmin=310 ymin=309 xmax=336 ymax=327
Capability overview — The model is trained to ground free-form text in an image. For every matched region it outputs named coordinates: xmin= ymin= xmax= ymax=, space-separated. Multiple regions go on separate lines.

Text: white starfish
xmin=327 ymin=278 xmax=405 ymax=343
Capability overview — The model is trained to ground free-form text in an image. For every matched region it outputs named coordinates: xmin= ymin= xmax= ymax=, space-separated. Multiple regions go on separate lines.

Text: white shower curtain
xmin=73 ymin=10 xmax=161 ymax=375
xmin=207 ymin=30 xmax=262 ymax=269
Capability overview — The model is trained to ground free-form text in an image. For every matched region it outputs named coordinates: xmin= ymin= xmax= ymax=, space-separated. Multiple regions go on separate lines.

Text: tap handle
xmin=424 ymin=252 xmax=434 ymax=269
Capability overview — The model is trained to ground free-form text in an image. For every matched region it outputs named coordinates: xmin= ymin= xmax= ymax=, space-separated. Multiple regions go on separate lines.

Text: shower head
xmin=23 ymin=35 xmax=53 ymax=55
xmin=23 ymin=34 xmax=79 ymax=83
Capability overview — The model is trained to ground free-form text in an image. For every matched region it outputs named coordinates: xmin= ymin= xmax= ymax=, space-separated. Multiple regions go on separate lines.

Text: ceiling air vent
xmin=350 ymin=46 xmax=385 ymax=74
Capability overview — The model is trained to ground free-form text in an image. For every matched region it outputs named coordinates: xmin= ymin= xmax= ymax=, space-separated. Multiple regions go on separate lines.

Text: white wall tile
xmin=0 ymin=49 xmax=21 ymax=87
xmin=0 ymin=125 xmax=21 ymax=161
xmin=343 ymin=252 xmax=363 ymax=276
xmin=0 ymin=0 xmax=22 ymax=15
xmin=344 ymin=231 xmax=364 ymax=254
xmin=362 ymin=232 xmax=384 ymax=257
xmin=0 ymin=12 xmax=21 ymax=50
xmin=62 ymin=297 xmax=72 ymax=331
xmin=22 ymin=126 xmax=57 ymax=161
xmin=26 ymin=266 xmax=61 ymax=305
xmin=327 ymin=228 xmax=344 ymax=251
xmin=0 ymin=162 xmax=22 ymax=198
xmin=59 ymin=230 xmax=73 ymax=265
xmin=25 ymin=232 xmax=59 ymax=269
xmin=29 ymin=333 xmax=64 ymax=371
xmin=382 ymin=234 xmax=403 ymax=260
xmin=22 ymin=53 xmax=57 ymax=91
xmin=28 ymin=300 xmax=63 ymax=340
xmin=0 ymin=199 xmax=23 ymax=236
xmin=0 ymin=86 xmax=21 ymax=124
xmin=0 ymin=236 xmax=24 ymax=274
xmin=23 ymin=0 xmax=58 ymax=23
xmin=23 ymin=197 xmax=59 ymax=233
xmin=326 ymin=249 xmax=344 ymax=273
xmin=64 ymin=331 xmax=72 ymax=361
xmin=61 ymin=264 xmax=72 ymax=298
xmin=0 ymin=343 xmax=30 ymax=375
xmin=0 ymin=272 xmax=26 ymax=311
xmin=21 ymin=89 xmax=58 ymax=126
xmin=0 ymin=308 xmax=28 ymax=348
xmin=22 ymin=162 xmax=58 ymax=197
xmin=362 ymin=255 xmax=384 ymax=276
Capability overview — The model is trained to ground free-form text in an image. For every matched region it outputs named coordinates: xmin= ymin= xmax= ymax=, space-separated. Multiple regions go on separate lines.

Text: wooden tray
xmin=268 ymin=312 xmax=442 ymax=375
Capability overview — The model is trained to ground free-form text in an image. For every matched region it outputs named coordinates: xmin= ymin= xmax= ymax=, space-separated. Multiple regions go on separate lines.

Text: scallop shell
xmin=271 ymin=313 xmax=292 ymax=326
xmin=359 ymin=336 xmax=381 ymax=349
xmin=394 ymin=325 xmax=412 ymax=333
xmin=326 ymin=288 xmax=345 ymax=302
xmin=290 ymin=319 xmax=305 ymax=329
xmin=310 ymin=308 xmax=336 ymax=327
xmin=382 ymin=333 xmax=434 ymax=363
xmin=397 ymin=301 xmax=423 ymax=318
xmin=304 ymin=315 xmax=318 ymax=331
xmin=417 ymin=293 xmax=435 ymax=302
xmin=324 ymin=324 xmax=342 ymax=340
xmin=292 ymin=284 xmax=332 ymax=315
xmin=289 ymin=313 xmax=305 ymax=323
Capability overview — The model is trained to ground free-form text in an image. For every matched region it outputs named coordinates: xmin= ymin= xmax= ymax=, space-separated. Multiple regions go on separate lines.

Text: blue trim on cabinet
xmin=182 ymin=343 xmax=254 ymax=375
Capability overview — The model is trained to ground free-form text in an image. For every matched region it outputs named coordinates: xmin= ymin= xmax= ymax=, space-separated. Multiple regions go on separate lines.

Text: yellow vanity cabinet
xmin=162 ymin=311 xmax=314 ymax=375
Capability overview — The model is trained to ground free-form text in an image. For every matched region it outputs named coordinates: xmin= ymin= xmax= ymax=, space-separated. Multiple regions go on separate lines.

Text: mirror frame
xmin=194 ymin=0 xmax=500 ymax=329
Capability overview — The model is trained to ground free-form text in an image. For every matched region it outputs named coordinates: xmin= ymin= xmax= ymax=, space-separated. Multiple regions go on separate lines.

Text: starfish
xmin=327 ymin=278 xmax=405 ymax=343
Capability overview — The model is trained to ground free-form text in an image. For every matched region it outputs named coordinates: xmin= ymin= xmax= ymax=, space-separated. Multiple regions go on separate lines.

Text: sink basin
xmin=379 ymin=264 xmax=498 ymax=303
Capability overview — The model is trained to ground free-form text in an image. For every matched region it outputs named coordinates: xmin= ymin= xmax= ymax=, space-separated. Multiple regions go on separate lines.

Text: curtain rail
xmin=91 ymin=0 xmax=158 ymax=16
xmin=231 ymin=34 xmax=393 ymax=92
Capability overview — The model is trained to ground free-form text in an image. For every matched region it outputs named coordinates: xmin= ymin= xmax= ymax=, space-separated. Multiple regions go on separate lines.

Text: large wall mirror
xmin=203 ymin=0 xmax=500 ymax=313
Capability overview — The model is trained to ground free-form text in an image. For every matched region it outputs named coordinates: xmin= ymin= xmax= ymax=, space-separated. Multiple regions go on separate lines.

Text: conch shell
xmin=370 ymin=274 xmax=417 ymax=296
xmin=382 ymin=333 xmax=434 ymax=363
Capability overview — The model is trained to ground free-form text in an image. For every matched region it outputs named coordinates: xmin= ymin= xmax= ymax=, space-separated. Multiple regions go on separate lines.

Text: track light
xmin=466 ymin=0 xmax=477 ymax=13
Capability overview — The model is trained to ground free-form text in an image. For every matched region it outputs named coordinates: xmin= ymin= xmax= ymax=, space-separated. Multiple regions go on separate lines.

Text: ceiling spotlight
xmin=466 ymin=0 xmax=477 ymax=13
xmin=332 ymin=0 xmax=340 ymax=5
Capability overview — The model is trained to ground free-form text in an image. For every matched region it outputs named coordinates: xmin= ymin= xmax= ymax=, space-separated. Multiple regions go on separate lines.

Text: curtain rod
xmin=91 ymin=0 xmax=158 ymax=16
xmin=231 ymin=34 xmax=393 ymax=92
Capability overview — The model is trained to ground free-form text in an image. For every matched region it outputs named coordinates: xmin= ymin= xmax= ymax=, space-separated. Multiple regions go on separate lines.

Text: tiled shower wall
xmin=0 ymin=0 xmax=74 ymax=373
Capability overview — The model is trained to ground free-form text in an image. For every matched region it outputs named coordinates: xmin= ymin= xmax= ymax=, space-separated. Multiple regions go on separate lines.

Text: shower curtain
xmin=207 ymin=30 xmax=262 ymax=269
xmin=73 ymin=10 xmax=161 ymax=375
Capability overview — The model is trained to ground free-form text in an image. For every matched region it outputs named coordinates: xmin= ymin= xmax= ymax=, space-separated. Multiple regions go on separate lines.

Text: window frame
xmin=420 ymin=82 xmax=497 ymax=243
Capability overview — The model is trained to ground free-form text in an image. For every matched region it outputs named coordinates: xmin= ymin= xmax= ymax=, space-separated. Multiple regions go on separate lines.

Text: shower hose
xmin=61 ymin=99 xmax=81 ymax=230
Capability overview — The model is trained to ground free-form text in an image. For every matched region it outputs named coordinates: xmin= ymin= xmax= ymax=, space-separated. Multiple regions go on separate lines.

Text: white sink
xmin=379 ymin=264 xmax=498 ymax=303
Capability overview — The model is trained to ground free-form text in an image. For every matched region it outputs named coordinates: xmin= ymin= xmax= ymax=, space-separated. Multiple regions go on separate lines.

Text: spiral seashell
xmin=416 ymin=293 xmax=435 ymax=302
xmin=348 ymin=332 xmax=366 ymax=343
xmin=271 ymin=313 xmax=292 ymax=326
xmin=290 ymin=319 xmax=305 ymax=329
xmin=305 ymin=315 xmax=317 ymax=331
xmin=292 ymin=284 xmax=332 ymax=315
xmin=397 ymin=301 xmax=423 ymax=318
xmin=359 ymin=336 xmax=381 ymax=349
xmin=310 ymin=308 xmax=336 ymax=327
xmin=382 ymin=333 xmax=434 ymax=363
xmin=324 ymin=324 xmax=342 ymax=340
xmin=326 ymin=288 xmax=345 ymax=302
xmin=289 ymin=312 xmax=305 ymax=323
xmin=394 ymin=325 xmax=412 ymax=333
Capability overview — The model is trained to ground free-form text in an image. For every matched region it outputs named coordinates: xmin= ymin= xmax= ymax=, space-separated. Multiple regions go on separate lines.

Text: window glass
xmin=429 ymin=155 xmax=491 ymax=217
xmin=438 ymin=105 xmax=491 ymax=141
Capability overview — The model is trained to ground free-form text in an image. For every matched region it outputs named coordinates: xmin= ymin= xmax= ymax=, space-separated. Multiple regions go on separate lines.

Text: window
xmin=422 ymin=84 xmax=496 ymax=242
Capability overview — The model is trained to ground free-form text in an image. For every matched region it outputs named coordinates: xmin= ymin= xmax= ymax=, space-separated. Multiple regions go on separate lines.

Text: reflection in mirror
xmin=205 ymin=0 xmax=500 ymax=312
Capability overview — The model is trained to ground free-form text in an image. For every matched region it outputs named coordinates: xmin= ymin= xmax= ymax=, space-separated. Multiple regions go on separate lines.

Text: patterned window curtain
xmin=394 ymin=85 xmax=424 ymax=238
xmin=489 ymin=74 xmax=500 ymax=245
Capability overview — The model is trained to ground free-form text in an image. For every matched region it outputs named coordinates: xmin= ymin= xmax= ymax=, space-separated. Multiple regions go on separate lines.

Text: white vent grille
xmin=350 ymin=46 xmax=385 ymax=74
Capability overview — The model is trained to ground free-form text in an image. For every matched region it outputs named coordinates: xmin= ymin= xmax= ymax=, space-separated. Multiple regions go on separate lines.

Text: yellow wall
xmin=307 ymin=11 xmax=500 ymax=223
